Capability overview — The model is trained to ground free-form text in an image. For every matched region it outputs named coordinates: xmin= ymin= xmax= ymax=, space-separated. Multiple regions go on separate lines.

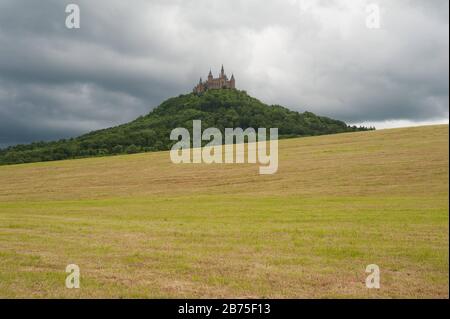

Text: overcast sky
xmin=0 ymin=0 xmax=448 ymax=148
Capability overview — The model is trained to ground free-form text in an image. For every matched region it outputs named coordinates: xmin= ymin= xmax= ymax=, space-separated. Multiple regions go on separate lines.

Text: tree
xmin=112 ymin=145 xmax=123 ymax=154
xmin=125 ymin=144 xmax=139 ymax=154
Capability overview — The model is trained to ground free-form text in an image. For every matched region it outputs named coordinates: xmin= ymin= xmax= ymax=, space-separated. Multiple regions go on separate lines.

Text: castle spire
xmin=208 ymin=69 xmax=213 ymax=82
xmin=230 ymin=73 xmax=235 ymax=89
xmin=221 ymin=65 xmax=225 ymax=77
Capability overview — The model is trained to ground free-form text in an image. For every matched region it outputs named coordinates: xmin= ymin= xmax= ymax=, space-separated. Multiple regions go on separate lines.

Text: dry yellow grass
xmin=0 ymin=125 xmax=448 ymax=298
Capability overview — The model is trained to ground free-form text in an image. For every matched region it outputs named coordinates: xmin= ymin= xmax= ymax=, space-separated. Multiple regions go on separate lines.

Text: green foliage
xmin=125 ymin=144 xmax=140 ymax=154
xmin=0 ymin=89 xmax=372 ymax=165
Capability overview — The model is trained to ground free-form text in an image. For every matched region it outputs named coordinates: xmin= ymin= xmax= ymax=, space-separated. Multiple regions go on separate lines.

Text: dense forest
xmin=0 ymin=89 xmax=373 ymax=165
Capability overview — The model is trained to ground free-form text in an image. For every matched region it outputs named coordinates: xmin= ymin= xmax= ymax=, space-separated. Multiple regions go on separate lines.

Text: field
xmin=0 ymin=125 xmax=448 ymax=298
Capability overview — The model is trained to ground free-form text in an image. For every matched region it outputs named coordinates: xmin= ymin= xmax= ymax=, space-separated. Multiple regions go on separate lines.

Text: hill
xmin=0 ymin=125 xmax=448 ymax=298
xmin=0 ymin=89 xmax=370 ymax=165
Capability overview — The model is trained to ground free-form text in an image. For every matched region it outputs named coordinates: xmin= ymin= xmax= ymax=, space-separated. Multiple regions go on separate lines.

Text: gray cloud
xmin=0 ymin=0 xmax=448 ymax=147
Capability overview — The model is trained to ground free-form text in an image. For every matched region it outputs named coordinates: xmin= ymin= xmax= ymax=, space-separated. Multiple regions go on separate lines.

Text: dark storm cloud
xmin=0 ymin=0 xmax=448 ymax=147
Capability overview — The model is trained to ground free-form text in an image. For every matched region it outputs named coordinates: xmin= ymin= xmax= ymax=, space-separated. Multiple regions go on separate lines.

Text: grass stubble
xmin=0 ymin=125 xmax=448 ymax=298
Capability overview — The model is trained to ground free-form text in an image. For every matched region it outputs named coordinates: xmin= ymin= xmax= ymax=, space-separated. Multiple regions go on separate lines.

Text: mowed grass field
xmin=0 ymin=125 xmax=448 ymax=298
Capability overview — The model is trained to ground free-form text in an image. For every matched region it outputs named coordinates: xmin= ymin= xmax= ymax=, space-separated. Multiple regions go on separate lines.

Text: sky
xmin=0 ymin=0 xmax=448 ymax=148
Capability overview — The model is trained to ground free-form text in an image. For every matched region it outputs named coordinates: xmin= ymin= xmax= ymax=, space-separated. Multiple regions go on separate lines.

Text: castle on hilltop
xmin=193 ymin=65 xmax=236 ymax=93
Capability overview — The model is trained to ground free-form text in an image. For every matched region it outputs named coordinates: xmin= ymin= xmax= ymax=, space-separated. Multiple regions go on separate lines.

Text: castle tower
xmin=230 ymin=74 xmax=235 ymax=89
xmin=220 ymin=65 xmax=225 ymax=78
xmin=208 ymin=70 xmax=213 ymax=83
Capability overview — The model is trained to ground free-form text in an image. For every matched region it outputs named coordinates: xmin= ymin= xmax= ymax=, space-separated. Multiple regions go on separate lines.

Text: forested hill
xmin=0 ymin=89 xmax=372 ymax=165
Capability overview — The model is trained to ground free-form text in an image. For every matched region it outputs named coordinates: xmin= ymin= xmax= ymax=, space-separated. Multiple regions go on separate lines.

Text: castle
xmin=193 ymin=65 xmax=236 ymax=93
